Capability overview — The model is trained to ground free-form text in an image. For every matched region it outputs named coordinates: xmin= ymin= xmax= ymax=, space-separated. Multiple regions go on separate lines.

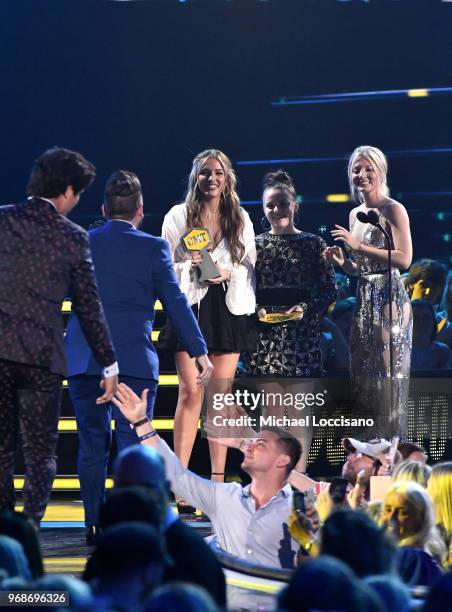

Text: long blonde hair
xmin=428 ymin=462 xmax=452 ymax=537
xmin=347 ymin=145 xmax=390 ymax=204
xmin=185 ymin=149 xmax=244 ymax=264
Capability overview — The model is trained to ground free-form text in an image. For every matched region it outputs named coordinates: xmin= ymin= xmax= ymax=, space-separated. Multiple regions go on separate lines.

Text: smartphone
xmin=329 ymin=477 xmax=348 ymax=504
xmin=292 ymin=490 xmax=306 ymax=514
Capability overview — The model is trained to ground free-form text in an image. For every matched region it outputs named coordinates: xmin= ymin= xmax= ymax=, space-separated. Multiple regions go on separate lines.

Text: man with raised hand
xmin=112 ymin=382 xmax=301 ymax=569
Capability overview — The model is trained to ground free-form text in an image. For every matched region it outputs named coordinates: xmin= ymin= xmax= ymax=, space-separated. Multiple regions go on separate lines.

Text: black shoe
xmin=86 ymin=525 xmax=100 ymax=546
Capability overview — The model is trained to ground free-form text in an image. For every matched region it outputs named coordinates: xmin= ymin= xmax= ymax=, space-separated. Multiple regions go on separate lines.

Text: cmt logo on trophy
xmin=181 ymin=227 xmax=221 ymax=283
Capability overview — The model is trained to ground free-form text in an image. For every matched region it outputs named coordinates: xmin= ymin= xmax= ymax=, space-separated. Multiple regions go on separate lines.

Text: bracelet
xmin=138 ymin=430 xmax=157 ymax=442
xmin=129 ymin=416 xmax=150 ymax=430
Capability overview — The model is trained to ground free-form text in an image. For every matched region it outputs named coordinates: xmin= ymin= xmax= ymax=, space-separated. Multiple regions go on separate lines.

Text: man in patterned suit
xmin=65 ymin=170 xmax=212 ymax=543
xmin=0 ymin=147 xmax=118 ymax=526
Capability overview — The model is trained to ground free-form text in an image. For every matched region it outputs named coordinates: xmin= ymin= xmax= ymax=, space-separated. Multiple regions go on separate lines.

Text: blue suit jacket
xmin=65 ymin=220 xmax=207 ymax=380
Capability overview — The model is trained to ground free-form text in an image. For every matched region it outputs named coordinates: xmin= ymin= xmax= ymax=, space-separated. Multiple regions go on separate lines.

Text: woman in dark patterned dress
xmin=249 ymin=171 xmax=337 ymax=471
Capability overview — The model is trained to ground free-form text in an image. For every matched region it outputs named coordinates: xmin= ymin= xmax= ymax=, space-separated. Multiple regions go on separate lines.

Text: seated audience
xmin=411 ymin=300 xmax=452 ymax=370
xmin=84 ymin=522 xmax=167 ymax=610
xmin=406 ymin=259 xmax=447 ymax=307
xmin=397 ymin=441 xmax=427 ymax=464
xmin=379 ymin=481 xmax=445 ymax=585
xmin=421 ymin=571 xmax=452 ymax=612
xmin=0 ymin=535 xmax=31 ymax=581
xmin=427 ymin=462 xmax=452 ymax=566
xmin=0 ymin=511 xmax=44 ymax=579
xmin=33 ymin=575 xmax=93 ymax=610
xmin=278 ymin=555 xmax=384 ymax=612
xmin=113 ymin=445 xmax=227 ymax=606
xmin=112 ymin=383 xmax=302 ymax=568
xmin=143 ymin=582 xmax=218 ymax=612
xmin=363 ymin=574 xmax=411 ymax=612
xmin=320 ymin=509 xmax=395 ymax=578
xmin=392 ymin=460 xmax=431 ymax=488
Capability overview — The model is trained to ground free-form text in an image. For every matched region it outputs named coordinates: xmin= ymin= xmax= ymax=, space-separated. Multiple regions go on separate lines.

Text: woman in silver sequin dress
xmin=324 ymin=146 xmax=413 ymax=438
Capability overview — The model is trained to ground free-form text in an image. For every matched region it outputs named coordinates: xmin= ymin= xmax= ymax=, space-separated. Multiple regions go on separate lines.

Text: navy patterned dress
xmin=249 ymin=232 xmax=337 ymax=377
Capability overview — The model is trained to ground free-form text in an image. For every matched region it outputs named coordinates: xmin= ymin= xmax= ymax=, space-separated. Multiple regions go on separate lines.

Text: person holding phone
xmin=158 ymin=150 xmax=256 ymax=512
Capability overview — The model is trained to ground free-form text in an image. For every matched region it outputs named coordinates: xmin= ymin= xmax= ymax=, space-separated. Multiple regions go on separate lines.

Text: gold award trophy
xmin=181 ymin=227 xmax=221 ymax=283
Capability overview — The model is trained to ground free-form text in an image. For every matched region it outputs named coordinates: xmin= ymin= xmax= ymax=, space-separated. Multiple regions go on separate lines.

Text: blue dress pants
xmin=68 ymin=375 xmax=157 ymax=526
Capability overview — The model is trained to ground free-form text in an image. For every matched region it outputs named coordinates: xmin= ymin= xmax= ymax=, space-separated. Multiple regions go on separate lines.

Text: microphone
xmin=356 ymin=210 xmax=380 ymax=227
xmin=356 ymin=211 xmax=369 ymax=224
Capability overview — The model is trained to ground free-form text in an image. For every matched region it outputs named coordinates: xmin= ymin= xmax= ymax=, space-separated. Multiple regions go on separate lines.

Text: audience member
xmin=0 ymin=536 xmax=32 ymax=581
xmin=422 ymin=571 xmax=452 ymax=612
xmin=113 ymin=445 xmax=227 ymax=606
xmin=428 ymin=462 xmax=452 ymax=565
xmin=111 ymin=382 xmax=302 ymax=568
xmin=411 ymin=300 xmax=452 ymax=370
xmin=278 ymin=555 xmax=384 ymax=612
xmin=320 ymin=509 xmax=395 ymax=578
xmin=363 ymin=574 xmax=411 ymax=612
xmin=392 ymin=460 xmax=431 ymax=488
xmin=84 ymin=522 xmax=167 ymax=610
xmin=379 ymin=482 xmax=445 ymax=584
xmin=0 ymin=510 xmax=44 ymax=578
xmin=398 ymin=441 xmax=428 ymax=464
xmin=406 ymin=259 xmax=447 ymax=307
xmin=143 ymin=582 xmax=218 ymax=612
xmin=33 ymin=574 xmax=93 ymax=610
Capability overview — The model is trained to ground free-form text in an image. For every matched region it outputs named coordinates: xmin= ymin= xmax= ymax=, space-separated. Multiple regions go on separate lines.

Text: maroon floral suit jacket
xmin=0 ymin=197 xmax=115 ymax=376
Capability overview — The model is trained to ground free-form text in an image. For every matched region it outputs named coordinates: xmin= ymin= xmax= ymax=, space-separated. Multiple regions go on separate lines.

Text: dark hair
xmin=412 ymin=299 xmax=438 ymax=341
xmin=278 ymin=556 xmax=384 ymax=612
xmin=27 ymin=147 xmax=95 ymax=198
xmin=407 ymin=259 xmax=447 ymax=292
xmin=260 ymin=426 xmax=302 ymax=477
xmin=397 ymin=441 xmax=426 ymax=461
xmin=320 ymin=509 xmax=395 ymax=577
xmin=99 ymin=486 xmax=167 ymax=532
xmin=0 ymin=511 xmax=43 ymax=579
xmin=104 ymin=170 xmax=143 ymax=220
xmin=144 ymin=582 xmax=218 ymax=612
xmin=262 ymin=169 xmax=297 ymax=201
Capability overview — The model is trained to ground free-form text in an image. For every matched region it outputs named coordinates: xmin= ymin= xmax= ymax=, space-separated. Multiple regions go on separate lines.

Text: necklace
xmin=206 ymin=210 xmax=219 ymax=220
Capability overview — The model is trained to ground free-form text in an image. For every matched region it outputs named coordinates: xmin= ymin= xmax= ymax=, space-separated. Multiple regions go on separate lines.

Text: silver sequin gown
xmin=349 ymin=214 xmax=412 ymax=438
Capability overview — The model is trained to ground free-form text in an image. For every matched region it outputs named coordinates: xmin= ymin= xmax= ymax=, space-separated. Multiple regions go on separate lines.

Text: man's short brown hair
xmin=104 ymin=170 xmax=142 ymax=220
xmin=260 ymin=427 xmax=302 ymax=477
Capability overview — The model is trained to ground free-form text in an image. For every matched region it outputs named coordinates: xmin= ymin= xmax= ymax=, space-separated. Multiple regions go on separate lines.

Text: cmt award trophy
xmin=180 ymin=227 xmax=221 ymax=283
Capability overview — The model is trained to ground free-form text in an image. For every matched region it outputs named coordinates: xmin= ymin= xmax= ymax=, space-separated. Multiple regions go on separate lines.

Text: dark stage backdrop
xmin=1 ymin=0 xmax=451 ymax=263
xmin=2 ymin=0 xmax=452 ymax=473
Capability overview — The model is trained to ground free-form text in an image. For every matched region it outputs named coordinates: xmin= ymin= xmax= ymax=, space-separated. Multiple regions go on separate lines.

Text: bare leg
xmin=173 ymin=351 xmax=204 ymax=472
xmin=207 ymin=352 xmax=240 ymax=482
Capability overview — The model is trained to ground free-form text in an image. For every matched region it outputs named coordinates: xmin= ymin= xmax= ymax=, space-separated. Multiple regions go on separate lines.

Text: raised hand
xmin=323 ymin=245 xmax=345 ymax=267
xmin=111 ymin=383 xmax=148 ymax=422
xmin=330 ymin=225 xmax=361 ymax=251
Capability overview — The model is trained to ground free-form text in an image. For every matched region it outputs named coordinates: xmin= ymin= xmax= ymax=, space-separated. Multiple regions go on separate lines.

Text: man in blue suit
xmin=65 ymin=170 xmax=212 ymax=543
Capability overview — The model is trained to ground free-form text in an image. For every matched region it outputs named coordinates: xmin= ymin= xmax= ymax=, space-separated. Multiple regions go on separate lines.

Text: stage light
xmin=326 ymin=194 xmax=350 ymax=203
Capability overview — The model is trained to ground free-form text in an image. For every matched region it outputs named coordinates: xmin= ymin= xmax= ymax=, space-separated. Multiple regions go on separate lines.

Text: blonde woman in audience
xmin=392 ymin=460 xmax=431 ymax=488
xmin=427 ymin=462 xmax=452 ymax=565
